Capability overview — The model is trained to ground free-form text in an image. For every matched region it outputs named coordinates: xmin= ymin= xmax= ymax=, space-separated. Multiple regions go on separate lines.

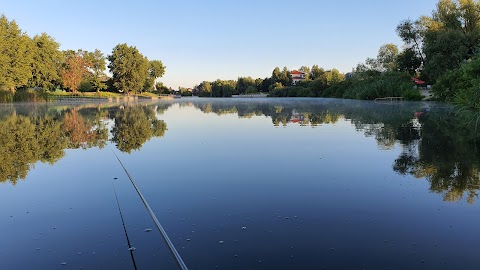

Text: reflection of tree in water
xmin=63 ymin=108 xmax=108 ymax=149
xmin=111 ymin=106 xmax=167 ymax=153
xmin=0 ymin=107 xmax=108 ymax=185
xmin=190 ymin=100 xmax=480 ymax=204
xmin=393 ymin=110 xmax=480 ymax=204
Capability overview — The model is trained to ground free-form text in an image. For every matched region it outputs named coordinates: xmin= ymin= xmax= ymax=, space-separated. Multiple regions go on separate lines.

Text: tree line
xmin=191 ymin=0 xmax=480 ymax=109
xmin=0 ymin=14 xmax=165 ymax=99
xmin=192 ymin=65 xmax=344 ymax=97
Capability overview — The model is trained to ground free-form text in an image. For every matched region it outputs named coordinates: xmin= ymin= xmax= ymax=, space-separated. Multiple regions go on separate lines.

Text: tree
xmin=236 ymin=77 xmax=256 ymax=94
xmin=279 ymin=67 xmax=292 ymax=86
xmin=195 ymin=81 xmax=212 ymax=96
xmin=146 ymin=60 xmax=165 ymax=92
xmin=0 ymin=15 xmax=33 ymax=92
xmin=299 ymin=66 xmax=311 ymax=80
xmin=60 ymin=50 xmax=89 ymax=93
xmin=29 ymin=33 xmax=62 ymax=89
xmin=396 ymin=19 xmax=425 ymax=63
xmin=272 ymin=67 xmax=281 ymax=83
xmin=82 ymin=49 xmax=107 ymax=92
xmin=397 ymin=48 xmax=423 ymax=75
xmin=149 ymin=60 xmax=165 ymax=79
xmin=414 ymin=0 xmax=480 ymax=81
xmin=310 ymin=65 xmax=325 ymax=80
xmin=377 ymin=44 xmax=399 ymax=71
xmin=108 ymin=44 xmax=149 ymax=94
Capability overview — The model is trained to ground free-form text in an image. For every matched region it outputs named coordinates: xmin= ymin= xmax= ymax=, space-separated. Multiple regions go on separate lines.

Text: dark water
xmin=1 ymin=98 xmax=479 ymax=270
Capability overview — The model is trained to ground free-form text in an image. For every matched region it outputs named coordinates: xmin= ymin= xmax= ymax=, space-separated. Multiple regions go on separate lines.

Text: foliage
xmin=322 ymin=72 xmax=415 ymax=100
xmin=0 ymin=15 xmax=33 ymax=92
xmin=111 ymin=106 xmax=167 ymax=153
xmin=108 ymin=44 xmax=150 ymax=94
xmin=0 ymin=91 xmax=14 ymax=103
xmin=60 ymin=50 xmax=89 ymax=93
xmin=29 ymin=33 xmax=62 ymax=90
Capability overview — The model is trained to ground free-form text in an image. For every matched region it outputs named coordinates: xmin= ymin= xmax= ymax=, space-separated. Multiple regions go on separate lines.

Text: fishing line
xmin=112 ymin=182 xmax=138 ymax=270
xmin=112 ymin=150 xmax=189 ymax=270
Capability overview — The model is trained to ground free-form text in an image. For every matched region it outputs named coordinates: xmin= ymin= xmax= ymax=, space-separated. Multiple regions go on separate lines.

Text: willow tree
xmin=108 ymin=44 xmax=149 ymax=94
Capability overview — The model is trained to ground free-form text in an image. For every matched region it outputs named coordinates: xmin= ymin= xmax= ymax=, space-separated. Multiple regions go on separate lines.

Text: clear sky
xmin=1 ymin=0 xmax=439 ymax=88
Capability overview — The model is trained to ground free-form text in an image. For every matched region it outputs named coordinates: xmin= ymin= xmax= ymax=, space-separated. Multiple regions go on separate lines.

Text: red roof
xmin=412 ymin=78 xmax=426 ymax=85
xmin=291 ymin=70 xmax=304 ymax=75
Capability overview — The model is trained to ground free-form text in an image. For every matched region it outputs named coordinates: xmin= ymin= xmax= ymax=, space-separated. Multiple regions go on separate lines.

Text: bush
xmin=13 ymin=89 xmax=41 ymax=102
xmin=78 ymin=81 xmax=94 ymax=92
xmin=0 ymin=91 xmax=14 ymax=103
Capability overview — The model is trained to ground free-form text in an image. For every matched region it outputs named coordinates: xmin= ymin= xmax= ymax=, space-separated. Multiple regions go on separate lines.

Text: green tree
xmin=299 ymin=66 xmax=311 ymax=80
xmin=195 ymin=81 xmax=212 ymax=96
xmin=108 ymin=43 xmax=149 ymax=94
xmin=146 ymin=60 xmax=165 ymax=92
xmin=0 ymin=15 xmax=33 ymax=92
xmin=396 ymin=48 xmax=423 ymax=75
xmin=82 ymin=49 xmax=107 ymax=92
xmin=236 ymin=77 xmax=256 ymax=94
xmin=29 ymin=33 xmax=62 ymax=89
xmin=377 ymin=44 xmax=399 ymax=71
xmin=310 ymin=65 xmax=325 ymax=80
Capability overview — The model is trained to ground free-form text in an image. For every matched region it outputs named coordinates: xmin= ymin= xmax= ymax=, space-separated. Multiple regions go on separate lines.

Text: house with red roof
xmin=291 ymin=70 xmax=306 ymax=85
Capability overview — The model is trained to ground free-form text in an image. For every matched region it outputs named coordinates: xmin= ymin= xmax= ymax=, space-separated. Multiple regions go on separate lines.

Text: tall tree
xmin=108 ymin=44 xmax=149 ymax=94
xmin=29 ymin=33 xmax=62 ymax=89
xmin=0 ymin=15 xmax=33 ymax=92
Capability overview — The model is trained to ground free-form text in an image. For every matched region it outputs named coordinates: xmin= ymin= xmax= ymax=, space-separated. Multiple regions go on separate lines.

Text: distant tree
xmin=299 ymin=66 xmax=311 ymax=80
xmin=279 ymin=67 xmax=292 ymax=86
xmin=272 ymin=67 xmax=281 ymax=83
xmin=377 ymin=44 xmax=399 ymax=71
xmin=195 ymin=81 xmax=212 ymax=96
xmin=245 ymin=86 xmax=258 ymax=94
xmin=108 ymin=43 xmax=149 ymax=94
xmin=310 ymin=65 xmax=325 ymax=80
xmin=236 ymin=77 xmax=256 ymax=94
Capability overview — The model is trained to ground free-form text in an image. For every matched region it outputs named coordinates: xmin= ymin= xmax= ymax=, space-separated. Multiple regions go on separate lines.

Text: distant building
xmin=291 ymin=70 xmax=306 ymax=85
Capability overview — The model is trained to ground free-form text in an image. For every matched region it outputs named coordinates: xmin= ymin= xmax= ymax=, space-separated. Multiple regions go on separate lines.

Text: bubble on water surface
xmin=144 ymin=228 xmax=153 ymax=232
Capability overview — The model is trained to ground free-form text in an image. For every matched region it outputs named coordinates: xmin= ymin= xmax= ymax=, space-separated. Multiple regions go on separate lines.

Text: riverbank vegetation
xmin=190 ymin=0 xmax=480 ymax=109
xmin=0 ymin=15 xmax=165 ymax=102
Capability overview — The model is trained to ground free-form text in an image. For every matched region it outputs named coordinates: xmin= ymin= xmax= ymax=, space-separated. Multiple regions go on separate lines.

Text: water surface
xmin=1 ymin=98 xmax=479 ymax=269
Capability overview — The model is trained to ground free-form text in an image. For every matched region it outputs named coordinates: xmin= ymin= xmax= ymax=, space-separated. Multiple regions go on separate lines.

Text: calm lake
xmin=1 ymin=98 xmax=479 ymax=270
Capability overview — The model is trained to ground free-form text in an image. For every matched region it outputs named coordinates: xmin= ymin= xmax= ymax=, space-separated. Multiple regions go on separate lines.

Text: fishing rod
xmin=112 ymin=182 xmax=138 ymax=270
xmin=112 ymin=150 xmax=189 ymax=270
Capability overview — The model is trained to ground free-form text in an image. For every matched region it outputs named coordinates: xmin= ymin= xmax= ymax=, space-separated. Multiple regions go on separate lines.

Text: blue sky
xmin=2 ymin=0 xmax=439 ymax=88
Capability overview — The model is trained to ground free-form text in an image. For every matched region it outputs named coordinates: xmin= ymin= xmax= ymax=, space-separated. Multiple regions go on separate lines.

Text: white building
xmin=291 ymin=70 xmax=306 ymax=85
